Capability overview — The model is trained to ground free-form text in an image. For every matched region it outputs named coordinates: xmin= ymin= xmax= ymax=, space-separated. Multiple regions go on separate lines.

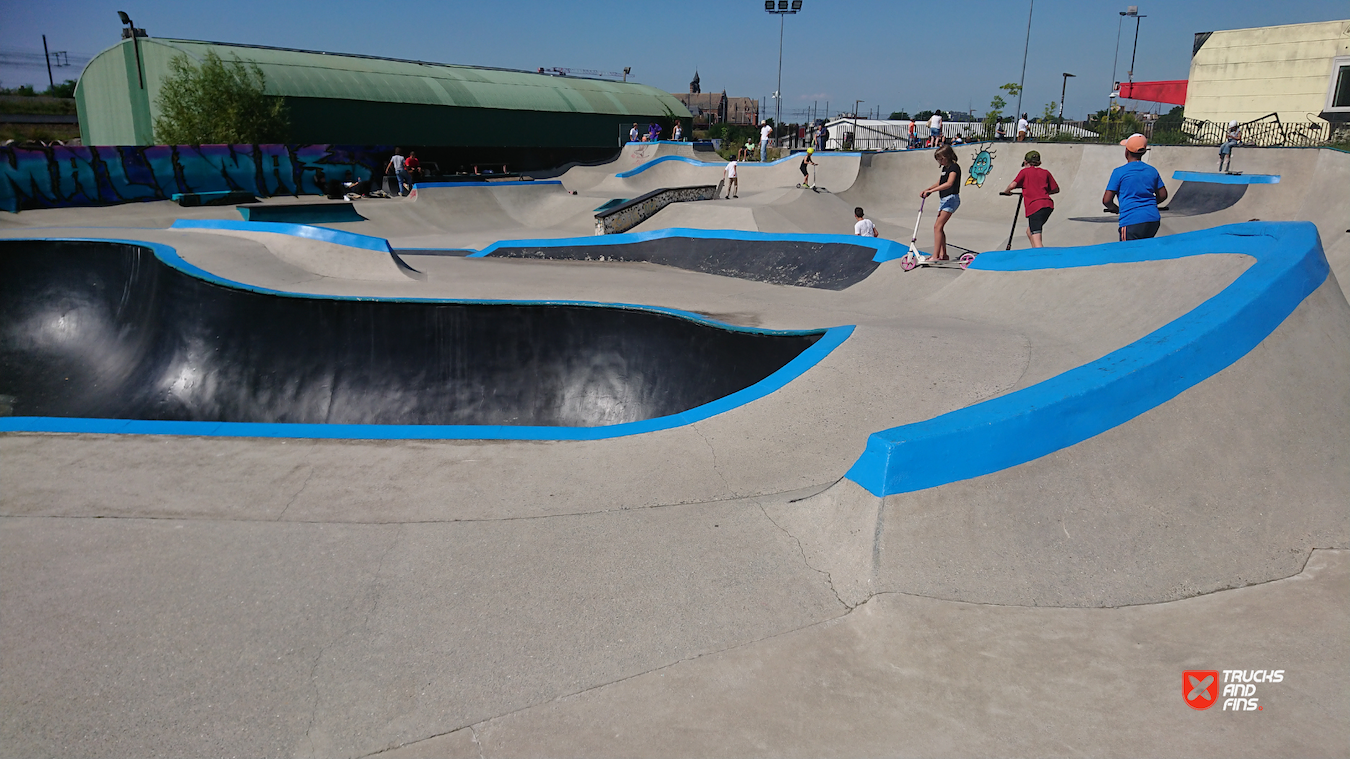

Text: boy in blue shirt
xmin=1102 ymin=133 xmax=1169 ymax=241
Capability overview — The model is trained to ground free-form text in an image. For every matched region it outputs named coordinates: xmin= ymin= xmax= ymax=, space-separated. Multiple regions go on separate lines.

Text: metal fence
xmin=1176 ymin=114 xmax=1332 ymax=148
xmin=819 ymin=112 xmax=1338 ymax=152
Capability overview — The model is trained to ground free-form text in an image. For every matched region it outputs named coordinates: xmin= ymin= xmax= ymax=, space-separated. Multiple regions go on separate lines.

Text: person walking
xmin=760 ymin=120 xmax=773 ymax=162
xmin=723 ymin=158 xmax=738 ymax=199
xmin=384 ymin=148 xmax=410 ymax=197
xmin=918 ymin=145 xmax=962 ymax=262
xmin=853 ymin=207 xmax=878 ymax=237
xmin=1218 ymin=119 xmax=1242 ymax=172
xmin=927 ymin=110 xmax=944 ymax=148
xmin=1103 ymin=133 xmax=1168 ymax=241
xmin=1016 ymin=113 xmax=1030 ymax=141
xmin=1002 ymin=150 xmax=1060 ymax=248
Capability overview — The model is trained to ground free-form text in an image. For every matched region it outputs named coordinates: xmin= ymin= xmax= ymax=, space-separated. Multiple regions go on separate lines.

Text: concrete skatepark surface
xmin=1 ymin=141 xmax=1347 ymax=757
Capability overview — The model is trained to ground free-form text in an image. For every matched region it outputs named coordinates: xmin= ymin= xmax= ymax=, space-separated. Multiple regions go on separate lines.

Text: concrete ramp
xmin=171 ymin=220 xmax=421 ymax=282
xmin=767 ymin=222 xmax=1348 ymax=608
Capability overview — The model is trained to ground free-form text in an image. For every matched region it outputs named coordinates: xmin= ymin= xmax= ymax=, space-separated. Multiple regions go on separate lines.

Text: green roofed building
xmin=76 ymin=35 xmax=691 ymax=147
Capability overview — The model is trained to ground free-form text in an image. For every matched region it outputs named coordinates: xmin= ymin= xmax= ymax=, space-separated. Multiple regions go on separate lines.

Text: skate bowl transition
xmin=0 ymin=140 xmax=1346 ymax=758
xmin=0 ymin=238 xmax=842 ymax=437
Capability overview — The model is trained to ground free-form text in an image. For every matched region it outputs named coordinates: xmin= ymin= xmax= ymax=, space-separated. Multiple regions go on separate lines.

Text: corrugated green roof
xmin=139 ymin=39 xmax=690 ymax=118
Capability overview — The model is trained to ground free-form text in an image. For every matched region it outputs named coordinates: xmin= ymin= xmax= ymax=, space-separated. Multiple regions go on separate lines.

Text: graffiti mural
xmin=0 ymin=144 xmax=390 ymax=213
xmin=965 ymin=143 xmax=995 ymax=188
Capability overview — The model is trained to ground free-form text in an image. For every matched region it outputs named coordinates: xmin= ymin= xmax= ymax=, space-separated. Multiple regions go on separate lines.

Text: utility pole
xmin=42 ymin=35 xmax=54 ymax=89
xmin=853 ymin=99 xmax=863 ymax=151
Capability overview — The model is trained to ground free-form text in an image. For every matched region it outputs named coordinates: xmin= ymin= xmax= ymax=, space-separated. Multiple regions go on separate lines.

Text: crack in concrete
xmin=690 ymin=425 xmax=734 ymax=497
xmin=275 ymin=440 xmax=320 ymax=521
xmin=754 ymin=498 xmax=851 ymax=611
xmin=469 ymin=724 xmax=486 ymax=759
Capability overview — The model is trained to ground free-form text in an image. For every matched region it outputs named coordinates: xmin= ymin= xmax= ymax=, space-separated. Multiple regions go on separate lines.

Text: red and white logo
xmin=1184 ymin=670 xmax=1220 ymax=710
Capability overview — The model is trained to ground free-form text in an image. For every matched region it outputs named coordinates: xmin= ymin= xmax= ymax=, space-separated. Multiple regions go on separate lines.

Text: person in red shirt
xmin=1002 ymin=150 xmax=1060 ymax=248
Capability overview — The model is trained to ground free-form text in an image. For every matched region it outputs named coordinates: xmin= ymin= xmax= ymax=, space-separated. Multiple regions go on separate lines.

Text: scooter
xmin=998 ymin=190 xmax=1024 ymax=250
xmin=900 ymin=196 xmax=976 ymax=271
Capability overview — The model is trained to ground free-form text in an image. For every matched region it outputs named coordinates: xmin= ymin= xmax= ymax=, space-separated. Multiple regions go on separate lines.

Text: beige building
xmin=1186 ymin=19 xmax=1350 ymax=127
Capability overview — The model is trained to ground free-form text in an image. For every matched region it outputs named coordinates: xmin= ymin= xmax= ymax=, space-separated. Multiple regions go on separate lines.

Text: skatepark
xmin=2 ymin=140 xmax=1347 ymax=757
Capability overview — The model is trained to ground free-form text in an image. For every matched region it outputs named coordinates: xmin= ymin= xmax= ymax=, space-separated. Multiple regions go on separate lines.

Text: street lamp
xmin=1057 ymin=72 xmax=1075 ymax=134
xmin=1110 ymin=6 xmax=1141 ymax=114
xmin=765 ymin=0 xmax=803 ymax=149
xmin=117 ymin=10 xmax=144 ymax=90
xmin=1127 ymin=9 xmax=1147 ymax=87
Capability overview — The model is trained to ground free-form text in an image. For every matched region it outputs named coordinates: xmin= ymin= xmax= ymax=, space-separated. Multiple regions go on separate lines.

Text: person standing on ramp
xmin=723 ymin=158 xmax=738 ymax=199
xmin=1002 ymin=150 xmax=1060 ymax=248
xmin=1103 ymin=133 xmax=1168 ymax=241
xmin=918 ymin=145 xmax=962 ymax=262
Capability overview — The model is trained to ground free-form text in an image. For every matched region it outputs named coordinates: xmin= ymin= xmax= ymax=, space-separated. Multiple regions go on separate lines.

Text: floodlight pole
xmin=766 ymin=2 xmax=802 ymax=150
xmin=42 ymin=35 xmax=55 ymax=88
xmin=1015 ymin=0 xmax=1034 ymax=123
xmin=853 ymin=99 xmax=863 ymax=151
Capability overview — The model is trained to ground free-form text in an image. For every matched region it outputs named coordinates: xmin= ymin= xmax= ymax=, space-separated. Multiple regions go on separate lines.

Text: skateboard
xmin=795 ymin=183 xmax=829 ymax=192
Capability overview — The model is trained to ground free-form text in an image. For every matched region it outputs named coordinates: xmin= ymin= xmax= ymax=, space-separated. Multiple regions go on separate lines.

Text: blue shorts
xmin=938 ymin=194 xmax=961 ymax=214
xmin=1220 ymin=140 xmax=1238 ymax=155
xmin=929 ymin=127 xmax=942 ymax=137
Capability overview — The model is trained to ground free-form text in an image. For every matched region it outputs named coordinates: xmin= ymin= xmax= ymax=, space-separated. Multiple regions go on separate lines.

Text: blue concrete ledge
xmin=170 ymin=219 xmax=393 ymax=254
xmin=1172 ymin=171 xmax=1281 ymax=184
xmin=467 ymin=226 xmax=907 ymax=264
xmin=0 ymin=237 xmax=851 ymax=440
xmin=845 ymin=221 xmax=1328 ymax=497
xmin=616 ymin=152 xmax=863 ymax=178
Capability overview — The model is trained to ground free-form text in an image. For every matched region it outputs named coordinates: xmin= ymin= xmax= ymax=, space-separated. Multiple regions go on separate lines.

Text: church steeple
xmin=690 ymin=71 xmax=701 ymax=94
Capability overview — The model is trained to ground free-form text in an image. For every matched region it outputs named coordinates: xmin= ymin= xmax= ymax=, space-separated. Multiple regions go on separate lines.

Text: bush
xmin=153 ymin=51 xmax=289 ymax=144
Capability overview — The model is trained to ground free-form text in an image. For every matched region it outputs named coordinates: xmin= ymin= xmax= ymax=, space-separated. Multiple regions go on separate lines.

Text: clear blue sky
xmin=2 ymin=0 xmax=1346 ymax=120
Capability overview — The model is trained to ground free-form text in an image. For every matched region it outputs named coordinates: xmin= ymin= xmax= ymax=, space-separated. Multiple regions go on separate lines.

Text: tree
xmin=1039 ymin=101 xmax=1058 ymax=123
xmin=914 ymin=110 xmax=936 ymax=122
xmin=44 ymin=79 xmax=76 ymax=98
xmin=982 ymin=95 xmax=1007 ymax=138
xmin=889 ymin=111 xmax=910 ymax=121
xmin=154 ymin=51 xmax=289 ymax=145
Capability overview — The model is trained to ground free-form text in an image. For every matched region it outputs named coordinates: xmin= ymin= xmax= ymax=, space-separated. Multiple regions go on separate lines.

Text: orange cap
xmin=1120 ymin=133 xmax=1149 ymax=153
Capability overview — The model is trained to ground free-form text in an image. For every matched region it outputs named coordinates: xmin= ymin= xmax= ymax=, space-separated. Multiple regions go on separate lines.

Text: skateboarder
xmin=799 ymin=148 xmax=817 ymax=187
xmin=1219 ymin=120 xmax=1242 ymax=172
xmin=1103 ymin=133 xmax=1168 ymax=241
xmin=853 ymin=207 xmax=878 ymax=237
xmin=723 ymin=159 xmax=738 ymax=199
xmin=1002 ymin=150 xmax=1060 ymax=248
xmin=919 ymin=145 xmax=961 ymax=262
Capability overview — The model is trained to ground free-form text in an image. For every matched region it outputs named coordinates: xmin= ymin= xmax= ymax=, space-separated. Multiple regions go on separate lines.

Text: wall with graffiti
xmin=0 ymin=144 xmax=390 ymax=213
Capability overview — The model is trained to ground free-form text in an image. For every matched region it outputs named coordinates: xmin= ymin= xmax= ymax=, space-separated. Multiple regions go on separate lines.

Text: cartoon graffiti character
xmin=965 ymin=144 xmax=995 ymax=187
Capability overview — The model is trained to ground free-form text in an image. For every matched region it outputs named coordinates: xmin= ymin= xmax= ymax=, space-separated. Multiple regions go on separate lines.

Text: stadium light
xmin=117 ymin=10 xmax=144 ymax=90
xmin=766 ymin=0 xmax=803 ymax=144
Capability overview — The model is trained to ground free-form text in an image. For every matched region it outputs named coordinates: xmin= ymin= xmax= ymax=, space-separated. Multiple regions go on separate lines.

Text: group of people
xmin=628 ymin=122 xmax=684 ymax=142
xmin=907 ymin=131 xmax=1170 ymax=262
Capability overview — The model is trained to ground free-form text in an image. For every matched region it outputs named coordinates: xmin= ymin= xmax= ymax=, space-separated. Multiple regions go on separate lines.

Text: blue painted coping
xmin=616 ymin=152 xmax=863 ymax=178
xmin=1172 ymin=171 xmax=1281 ymax=184
xmin=0 ymin=236 xmax=852 ymax=440
xmin=413 ymin=180 xmax=563 ymax=190
xmin=467 ymin=227 xmax=908 ymax=264
xmin=171 ymin=219 xmax=393 ymax=254
xmin=845 ymin=221 xmax=1328 ymax=497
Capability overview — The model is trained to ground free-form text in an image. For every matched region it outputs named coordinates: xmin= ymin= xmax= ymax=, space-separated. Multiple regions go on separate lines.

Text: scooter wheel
xmin=901 ymin=254 xmax=918 ymax=272
xmin=958 ymin=252 xmax=977 ymax=269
